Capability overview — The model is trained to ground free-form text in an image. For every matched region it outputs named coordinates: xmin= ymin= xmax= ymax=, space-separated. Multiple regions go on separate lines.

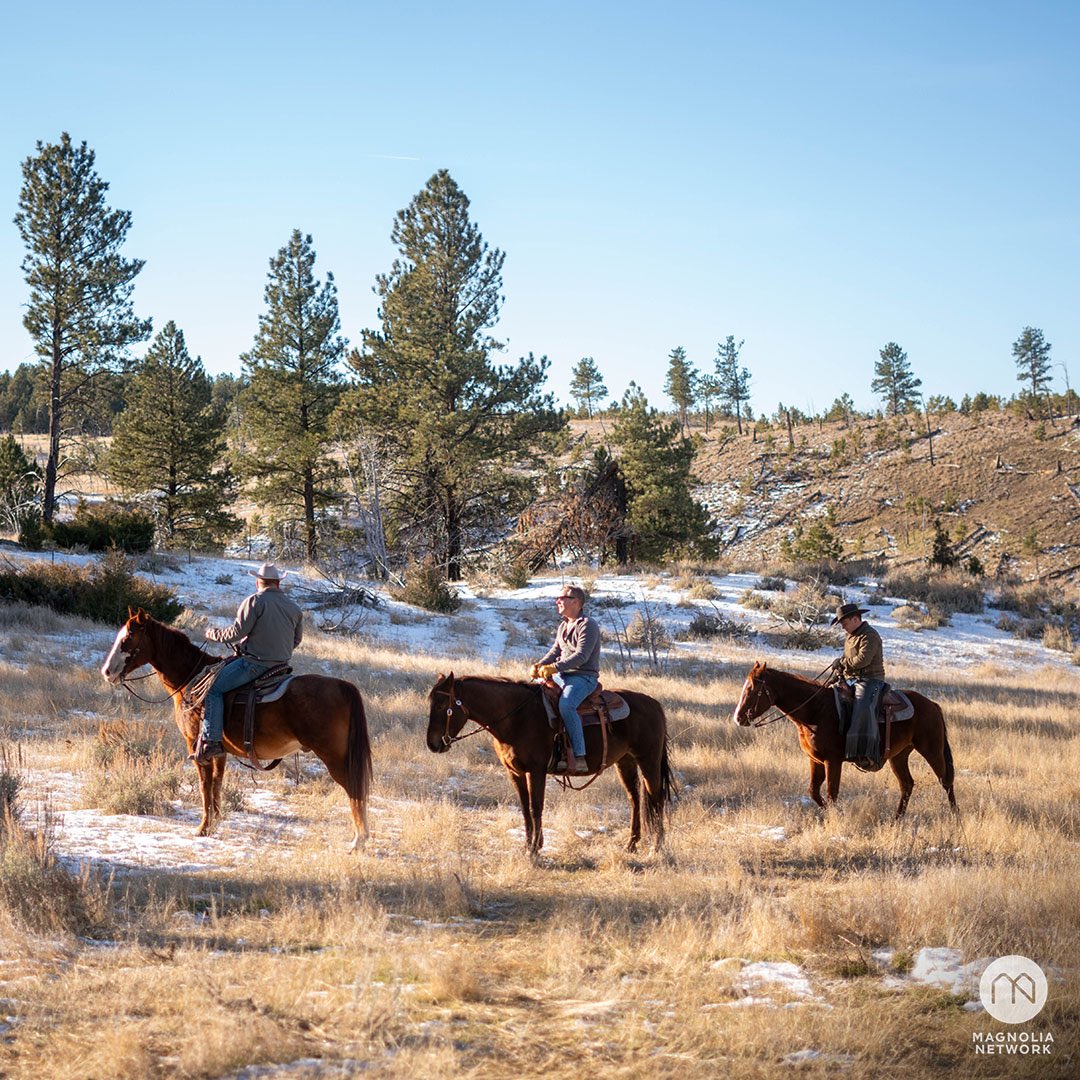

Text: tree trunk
xmin=445 ymin=489 xmax=462 ymax=581
xmin=43 ymin=347 xmax=63 ymax=525
xmin=303 ymin=466 xmax=316 ymax=559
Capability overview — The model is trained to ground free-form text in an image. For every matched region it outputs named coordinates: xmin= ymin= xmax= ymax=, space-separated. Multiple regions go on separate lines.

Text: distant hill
xmin=569 ymin=410 xmax=1080 ymax=585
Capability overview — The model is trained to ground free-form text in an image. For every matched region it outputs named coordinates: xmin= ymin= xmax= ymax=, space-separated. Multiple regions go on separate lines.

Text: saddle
xmin=539 ymin=681 xmax=630 ymax=774
xmin=832 ymin=682 xmax=914 ymax=769
xmin=184 ymin=659 xmax=296 ymax=771
xmin=539 ymin=682 xmax=630 ymax=727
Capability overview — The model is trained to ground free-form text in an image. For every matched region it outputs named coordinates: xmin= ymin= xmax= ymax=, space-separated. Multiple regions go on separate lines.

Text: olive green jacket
xmin=839 ymin=622 xmax=885 ymax=681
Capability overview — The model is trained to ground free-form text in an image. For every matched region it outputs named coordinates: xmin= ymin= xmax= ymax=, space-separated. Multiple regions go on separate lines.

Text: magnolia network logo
xmin=971 ymin=955 xmax=1053 ymax=1056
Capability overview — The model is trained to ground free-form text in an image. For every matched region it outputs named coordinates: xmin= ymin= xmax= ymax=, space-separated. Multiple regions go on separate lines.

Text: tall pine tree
xmin=664 ymin=346 xmax=696 ymax=436
xmin=569 ymin=356 xmax=608 ymax=417
xmin=344 ymin=170 xmax=563 ymax=581
xmin=1012 ymin=326 xmax=1052 ymax=418
xmin=871 ymin=341 xmax=922 ymax=416
xmin=611 ymin=383 xmax=716 ymax=562
xmin=715 ymin=336 xmax=751 ymax=434
xmin=15 ymin=133 xmax=151 ymax=523
xmin=241 ymin=230 xmax=345 ymax=559
xmin=109 ymin=321 xmax=238 ymax=546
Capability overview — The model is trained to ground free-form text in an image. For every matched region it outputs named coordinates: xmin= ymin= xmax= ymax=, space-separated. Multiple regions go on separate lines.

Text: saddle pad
xmin=542 ymin=689 xmax=630 ymax=727
xmin=832 ymin=686 xmax=914 ymax=725
xmin=230 ymin=674 xmax=295 ymax=705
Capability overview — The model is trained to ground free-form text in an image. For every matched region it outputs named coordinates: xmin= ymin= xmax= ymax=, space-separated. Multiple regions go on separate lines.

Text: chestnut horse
xmin=426 ymin=673 xmax=676 ymax=856
xmin=732 ymin=661 xmax=958 ymax=818
xmin=101 ymin=609 xmax=372 ymax=848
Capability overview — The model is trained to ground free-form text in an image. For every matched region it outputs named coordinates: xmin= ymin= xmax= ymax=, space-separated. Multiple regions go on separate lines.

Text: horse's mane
xmin=141 ymin=613 xmax=215 ymax=665
xmin=762 ymin=664 xmax=827 ymax=689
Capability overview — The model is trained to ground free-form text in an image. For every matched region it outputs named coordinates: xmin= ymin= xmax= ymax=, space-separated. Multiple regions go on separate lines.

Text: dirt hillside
xmin=570 ymin=410 xmax=1080 ymax=585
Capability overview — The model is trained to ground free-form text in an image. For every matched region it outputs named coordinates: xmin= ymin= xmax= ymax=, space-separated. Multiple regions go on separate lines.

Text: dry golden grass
xmin=0 ymin=621 xmax=1077 ymax=1078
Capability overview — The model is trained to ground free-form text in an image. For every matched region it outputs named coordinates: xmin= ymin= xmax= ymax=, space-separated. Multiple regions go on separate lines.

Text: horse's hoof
xmin=626 ymin=839 xmax=640 ymax=853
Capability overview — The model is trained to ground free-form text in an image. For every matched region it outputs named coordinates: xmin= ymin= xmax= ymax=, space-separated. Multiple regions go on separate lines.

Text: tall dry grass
xmin=0 ymin=616 xmax=1076 ymax=1077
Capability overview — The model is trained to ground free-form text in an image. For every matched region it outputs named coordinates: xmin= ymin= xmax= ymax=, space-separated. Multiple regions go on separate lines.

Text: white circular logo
xmin=979 ymin=955 xmax=1048 ymax=1024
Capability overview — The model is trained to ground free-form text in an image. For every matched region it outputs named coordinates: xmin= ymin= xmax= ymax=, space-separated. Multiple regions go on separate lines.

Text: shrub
xmin=625 ymin=610 xmax=671 ymax=650
xmin=391 ymin=558 xmax=461 ymax=614
xmin=757 ymin=575 xmax=787 ymax=592
xmin=50 ymin=499 xmax=155 ymax=553
xmin=1042 ymin=623 xmax=1074 ymax=654
xmin=892 ymin=604 xmax=946 ymax=630
xmin=0 ymin=808 xmax=102 ymax=933
xmin=682 ymin=609 xmax=750 ymax=641
xmin=882 ymin=569 xmax=984 ymax=615
xmin=0 ymin=549 xmax=182 ymax=624
xmin=687 ymin=579 xmax=720 ymax=600
xmin=740 ymin=589 xmax=772 ymax=611
xmin=82 ymin=747 xmax=182 ymax=816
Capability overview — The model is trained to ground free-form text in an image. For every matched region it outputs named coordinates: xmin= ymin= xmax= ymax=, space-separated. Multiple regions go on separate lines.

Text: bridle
xmin=435 ymin=673 xmax=536 ymax=747
xmin=741 ymin=663 xmax=837 ymax=727
xmin=116 ymin=632 xmax=213 ymax=706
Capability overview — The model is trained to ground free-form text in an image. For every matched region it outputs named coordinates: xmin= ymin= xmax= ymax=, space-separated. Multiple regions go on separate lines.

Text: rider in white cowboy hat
xmin=829 ymin=602 xmax=886 ymax=767
xmin=193 ymin=562 xmax=304 ymax=763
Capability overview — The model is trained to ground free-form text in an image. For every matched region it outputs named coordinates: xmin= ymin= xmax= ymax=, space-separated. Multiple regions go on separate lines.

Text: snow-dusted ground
xmin=3 ymin=547 xmax=1076 ymax=1014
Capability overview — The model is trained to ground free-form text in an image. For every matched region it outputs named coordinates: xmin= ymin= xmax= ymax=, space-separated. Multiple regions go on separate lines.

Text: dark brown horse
xmin=426 ymin=673 xmax=676 ymax=856
xmin=732 ymin=661 xmax=958 ymax=818
xmin=101 ymin=609 xmax=372 ymax=848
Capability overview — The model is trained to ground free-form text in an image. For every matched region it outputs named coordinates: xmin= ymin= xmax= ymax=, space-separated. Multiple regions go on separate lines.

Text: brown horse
xmin=732 ymin=661 xmax=958 ymax=818
xmin=426 ymin=673 xmax=676 ymax=856
xmin=101 ymin=609 xmax=372 ymax=848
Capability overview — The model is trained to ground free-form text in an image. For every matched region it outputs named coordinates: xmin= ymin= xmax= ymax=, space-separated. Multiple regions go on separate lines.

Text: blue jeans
xmin=201 ymin=657 xmax=273 ymax=742
xmin=555 ymin=672 xmax=597 ymax=758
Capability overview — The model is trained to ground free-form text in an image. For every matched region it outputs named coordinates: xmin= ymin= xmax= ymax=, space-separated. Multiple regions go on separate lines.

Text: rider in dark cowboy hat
xmin=830 ymin=602 xmax=885 ymax=768
xmin=193 ymin=562 xmax=303 ymax=763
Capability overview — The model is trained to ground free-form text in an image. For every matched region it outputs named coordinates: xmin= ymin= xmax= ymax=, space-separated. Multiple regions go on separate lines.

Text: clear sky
xmin=1 ymin=1 xmax=1077 ymax=416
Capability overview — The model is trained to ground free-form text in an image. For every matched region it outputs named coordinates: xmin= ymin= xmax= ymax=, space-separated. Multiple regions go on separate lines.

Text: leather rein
xmin=438 ymin=673 xmax=537 ymax=746
xmin=747 ymin=664 xmax=836 ymax=727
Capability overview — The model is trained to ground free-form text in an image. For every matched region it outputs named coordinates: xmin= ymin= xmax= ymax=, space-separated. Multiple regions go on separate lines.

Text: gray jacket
xmin=206 ymin=587 xmax=303 ymax=664
xmin=538 ymin=615 xmax=601 ymax=676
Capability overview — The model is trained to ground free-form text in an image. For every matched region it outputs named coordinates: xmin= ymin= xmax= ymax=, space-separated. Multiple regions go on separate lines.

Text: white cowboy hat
xmin=248 ymin=562 xmax=287 ymax=581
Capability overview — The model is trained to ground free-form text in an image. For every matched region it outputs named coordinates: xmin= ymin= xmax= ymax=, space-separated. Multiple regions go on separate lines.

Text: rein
xmin=120 ymin=653 xmax=214 ymax=706
xmin=438 ymin=674 xmax=537 ymax=746
xmin=751 ymin=663 xmax=836 ymax=727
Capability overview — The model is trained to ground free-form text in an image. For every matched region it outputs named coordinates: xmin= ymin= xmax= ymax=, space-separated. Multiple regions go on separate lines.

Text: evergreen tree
xmin=241 ymin=230 xmax=345 ymax=560
xmin=14 ymin=133 xmax=151 ymax=523
xmin=697 ymin=374 xmax=720 ymax=433
xmin=0 ymin=435 xmax=42 ymax=535
xmin=871 ymin=341 xmax=922 ymax=416
xmin=344 ymin=170 xmax=563 ymax=581
xmin=664 ymin=346 xmax=697 ymax=436
xmin=569 ymin=356 xmax=608 ymax=417
xmin=108 ymin=321 xmax=238 ymax=546
xmin=611 ymin=383 xmax=716 ymax=562
xmin=1012 ymin=326 xmax=1053 ymax=417
xmin=715 ymin=336 xmax=751 ymax=434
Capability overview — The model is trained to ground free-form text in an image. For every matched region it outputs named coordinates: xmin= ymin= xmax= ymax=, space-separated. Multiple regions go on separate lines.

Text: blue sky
xmin=1 ymin=1 xmax=1077 ymax=416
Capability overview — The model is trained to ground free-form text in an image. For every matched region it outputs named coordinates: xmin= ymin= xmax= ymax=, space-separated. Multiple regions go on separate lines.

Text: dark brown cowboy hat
xmin=831 ymin=602 xmax=869 ymax=625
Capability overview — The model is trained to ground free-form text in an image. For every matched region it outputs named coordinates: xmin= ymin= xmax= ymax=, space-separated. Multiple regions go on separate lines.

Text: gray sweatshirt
xmin=538 ymin=615 xmax=601 ymax=676
xmin=206 ymin=587 xmax=304 ymax=664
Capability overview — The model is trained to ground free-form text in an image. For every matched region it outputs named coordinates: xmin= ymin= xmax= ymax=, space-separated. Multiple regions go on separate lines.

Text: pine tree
xmin=241 ymin=230 xmax=345 ymax=560
xmin=715 ymin=336 xmax=751 ymax=434
xmin=697 ymin=374 xmax=720 ymax=433
xmin=108 ymin=321 xmax=238 ymax=546
xmin=611 ymin=383 xmax=716 ymax=562
xmin=871 ymin=341 xmax=922 ymax=416
xmin=14 ymin=133 xmax=151 ymax=523
xmin=344 ymin=170 xmax=563 ymax=581
xmin=664 ymin=346 xmax=697 ymax=436
xmin=1012 ymin=326 xmax=1053 ymax=418
xmin=0 ymin=435 xmax=42 ymax=535
xmin=569 ymin=356 xmax=608 ymax=417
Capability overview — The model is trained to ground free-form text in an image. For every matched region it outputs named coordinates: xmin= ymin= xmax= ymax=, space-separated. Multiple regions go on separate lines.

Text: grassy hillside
xmin=571 ymin=410 xmax=1080 ymax=585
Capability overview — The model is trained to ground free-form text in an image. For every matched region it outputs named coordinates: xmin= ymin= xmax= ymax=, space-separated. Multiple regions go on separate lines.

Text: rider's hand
xmin=529 ymin=663 xmax=541 ymax=679
xmin=537 ymin=663 xmax=558 ymax=680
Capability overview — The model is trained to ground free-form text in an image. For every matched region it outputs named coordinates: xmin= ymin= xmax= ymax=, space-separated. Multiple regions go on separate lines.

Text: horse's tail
xmin=659 ymin=726 xmax=678 ymax=813
xmin=344 ymin=681 xmax=373 ymax=830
